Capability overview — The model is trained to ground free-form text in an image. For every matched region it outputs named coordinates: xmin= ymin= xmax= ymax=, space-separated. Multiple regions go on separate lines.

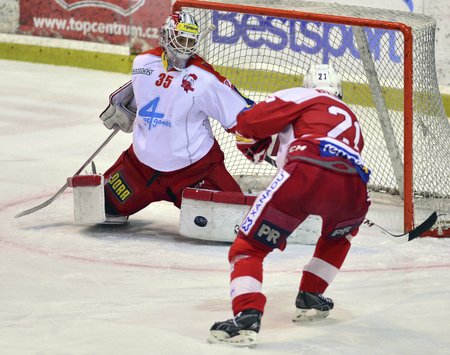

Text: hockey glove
xmin=236 ymin=135 xmax=272 ymax=163
xmin=100 ymin=81 xmax=137 ymax=133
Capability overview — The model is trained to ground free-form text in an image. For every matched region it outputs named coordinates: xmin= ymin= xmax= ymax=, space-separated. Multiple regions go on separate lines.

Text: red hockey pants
xmin=229 ymin=159 xmax=370 ymax=314
xmin=103 ymin=140 xmax=242 ymax=216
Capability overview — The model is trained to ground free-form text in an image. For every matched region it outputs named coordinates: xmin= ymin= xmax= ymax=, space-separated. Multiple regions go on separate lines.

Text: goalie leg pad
xmin=179 ymin=188 xmax=321 ymax=244
xmin=68 ymin=175 xmax=106 ymax=224
xmin=68 ymin=175 xmax=129 ymax=224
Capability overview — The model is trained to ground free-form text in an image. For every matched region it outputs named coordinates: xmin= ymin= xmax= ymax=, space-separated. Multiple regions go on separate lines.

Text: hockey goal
xmin=173 ymin=0 xmax=450 ymax=237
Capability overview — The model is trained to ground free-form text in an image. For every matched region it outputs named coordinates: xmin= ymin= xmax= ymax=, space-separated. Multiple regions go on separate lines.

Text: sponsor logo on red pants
xmin=107 ymin=172 xmax=133 ymax=203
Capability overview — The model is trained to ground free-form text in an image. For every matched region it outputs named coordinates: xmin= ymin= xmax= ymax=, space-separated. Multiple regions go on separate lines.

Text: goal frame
xmin=172 ymin=0 xmax=419 ymax=235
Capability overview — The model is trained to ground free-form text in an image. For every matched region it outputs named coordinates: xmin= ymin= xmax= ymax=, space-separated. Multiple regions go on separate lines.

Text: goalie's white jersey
xmin=131 ymin=47 xmax=251 ymax=172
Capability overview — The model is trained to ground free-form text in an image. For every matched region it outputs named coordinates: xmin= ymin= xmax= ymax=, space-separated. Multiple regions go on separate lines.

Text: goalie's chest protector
xmin=131 ymin=49 xmax=247 ymax=172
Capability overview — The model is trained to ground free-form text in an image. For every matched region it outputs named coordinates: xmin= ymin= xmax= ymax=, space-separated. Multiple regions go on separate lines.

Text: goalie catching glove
xmin=100 ymin=81 xmax=137 ymax=133
xmin=236 ymin=134 xmax=272 ymax=163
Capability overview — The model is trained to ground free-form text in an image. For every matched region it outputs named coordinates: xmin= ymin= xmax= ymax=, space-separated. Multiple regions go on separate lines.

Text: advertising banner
xmin=206 ymin=11 xmax=404 ymax=87
xmin=18 ymin=0 xmax=172 ymax=53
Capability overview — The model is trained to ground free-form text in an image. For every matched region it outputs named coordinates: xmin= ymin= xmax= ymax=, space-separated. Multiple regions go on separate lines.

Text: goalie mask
xmin=303 ymin=64 xmax=343 ymax=99
xmin=159 ymin=11 xmax=200 ymax=71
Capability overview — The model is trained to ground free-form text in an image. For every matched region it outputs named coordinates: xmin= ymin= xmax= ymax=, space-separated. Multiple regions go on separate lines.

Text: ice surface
xmin=1 ymin=59 xmax=450 ymax=355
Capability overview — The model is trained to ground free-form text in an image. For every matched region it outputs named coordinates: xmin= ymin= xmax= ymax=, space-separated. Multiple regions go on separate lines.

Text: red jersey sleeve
xmin=235 ymin=97 xmax=299 ymax=139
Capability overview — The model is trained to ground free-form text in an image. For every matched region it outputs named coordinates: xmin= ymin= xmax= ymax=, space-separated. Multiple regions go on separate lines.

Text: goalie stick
xmin=15 ymin=127 xmax=120 ymax=218
xmin=364 ymin=212 xmax=438 ymax=241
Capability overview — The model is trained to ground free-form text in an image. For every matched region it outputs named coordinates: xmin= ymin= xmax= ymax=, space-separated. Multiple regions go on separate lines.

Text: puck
xmin=194 ymin=215 xmax=208 ymax=227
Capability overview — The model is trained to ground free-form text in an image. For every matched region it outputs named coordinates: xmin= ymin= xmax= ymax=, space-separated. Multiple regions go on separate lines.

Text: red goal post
xmin=173 ymin=0 xmax=450 ymax=237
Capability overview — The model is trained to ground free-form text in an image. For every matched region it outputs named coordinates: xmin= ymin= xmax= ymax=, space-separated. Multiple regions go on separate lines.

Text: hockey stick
xmin=15 ymin=127 xmax=120 ymax=218
xmin=262 ymin=150 xmax=437 ymax=240
xmin=265 ymin=155 xmax=277 ymax=167
xmin=364 ymin=212 xmax=438 ymax=241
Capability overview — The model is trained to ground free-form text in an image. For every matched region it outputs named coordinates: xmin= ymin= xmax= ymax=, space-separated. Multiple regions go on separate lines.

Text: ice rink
xmin=1 ymin=59 xmax=450 ymax=354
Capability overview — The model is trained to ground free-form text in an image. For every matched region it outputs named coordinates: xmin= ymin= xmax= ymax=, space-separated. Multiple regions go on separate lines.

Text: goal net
xmin=173 ymin=0 xmax=450 ymax=237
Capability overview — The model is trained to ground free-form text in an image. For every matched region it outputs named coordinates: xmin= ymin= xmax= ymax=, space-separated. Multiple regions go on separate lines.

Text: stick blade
xmin=408 ymin=212 xmax=438 ymax=241
xmin=15 ymin=200 xmax=52 ymax=218
xmin=14 ymin=183 xmax=68 ymax=218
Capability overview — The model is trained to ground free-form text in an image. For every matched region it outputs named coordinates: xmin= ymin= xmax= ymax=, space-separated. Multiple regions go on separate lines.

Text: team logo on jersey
xmin=289 ymin=144 xmax=307 ymax=153
xmin=181 ymin=74 xmax=197 ymax=93
xmin=54 ymin=0 xmax=145 ymax=16
xmin=107 ymin=172 xmax=133 ymax=203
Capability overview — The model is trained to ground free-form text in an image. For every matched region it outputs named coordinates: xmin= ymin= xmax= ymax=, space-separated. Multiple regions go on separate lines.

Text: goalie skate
xmin=208 ymin=309 xmax=261 ymax=347
xmin=292 ymin=291 xmax=334 ymax=322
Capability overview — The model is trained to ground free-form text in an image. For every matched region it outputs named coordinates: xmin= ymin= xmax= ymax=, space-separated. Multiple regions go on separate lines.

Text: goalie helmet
xmin=159 ymin=11 xmax=200 ymax=71
xmin=303 ymin=64 xmax=343 ymax=99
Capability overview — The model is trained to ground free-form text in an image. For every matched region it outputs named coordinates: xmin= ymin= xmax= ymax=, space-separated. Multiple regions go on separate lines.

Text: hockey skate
xmin=208 ymin=309 xmax=262 ymax=347
xmin=293 ymin=291 xmax=334 ymax=322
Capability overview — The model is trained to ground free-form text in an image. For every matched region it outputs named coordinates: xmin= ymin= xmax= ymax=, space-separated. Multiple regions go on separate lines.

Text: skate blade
xmin=208 ymin=330 xmax=258 ymax=347
xmin=292 ymin=308 xmax=330 ymax=322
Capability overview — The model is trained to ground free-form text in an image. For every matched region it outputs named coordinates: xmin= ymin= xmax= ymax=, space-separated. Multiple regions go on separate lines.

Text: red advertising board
xmin=19 ymin=0 xmax=172 ymax=53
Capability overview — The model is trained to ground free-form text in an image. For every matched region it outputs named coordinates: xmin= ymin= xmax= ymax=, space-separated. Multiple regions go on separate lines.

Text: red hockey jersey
xmin=234 ymin=87 xmax=370 ymax=183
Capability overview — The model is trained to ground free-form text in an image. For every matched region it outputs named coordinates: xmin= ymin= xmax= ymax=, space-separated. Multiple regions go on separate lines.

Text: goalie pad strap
xmin=68 ymin=175 xmax=103 ymax=187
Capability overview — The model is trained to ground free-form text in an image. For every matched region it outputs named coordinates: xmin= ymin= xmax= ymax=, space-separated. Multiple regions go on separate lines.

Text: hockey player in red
xmin=208 ymin=64 xmax=371 ymax=347
xmin=97 ymin=11 xmax=253 ymax=222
